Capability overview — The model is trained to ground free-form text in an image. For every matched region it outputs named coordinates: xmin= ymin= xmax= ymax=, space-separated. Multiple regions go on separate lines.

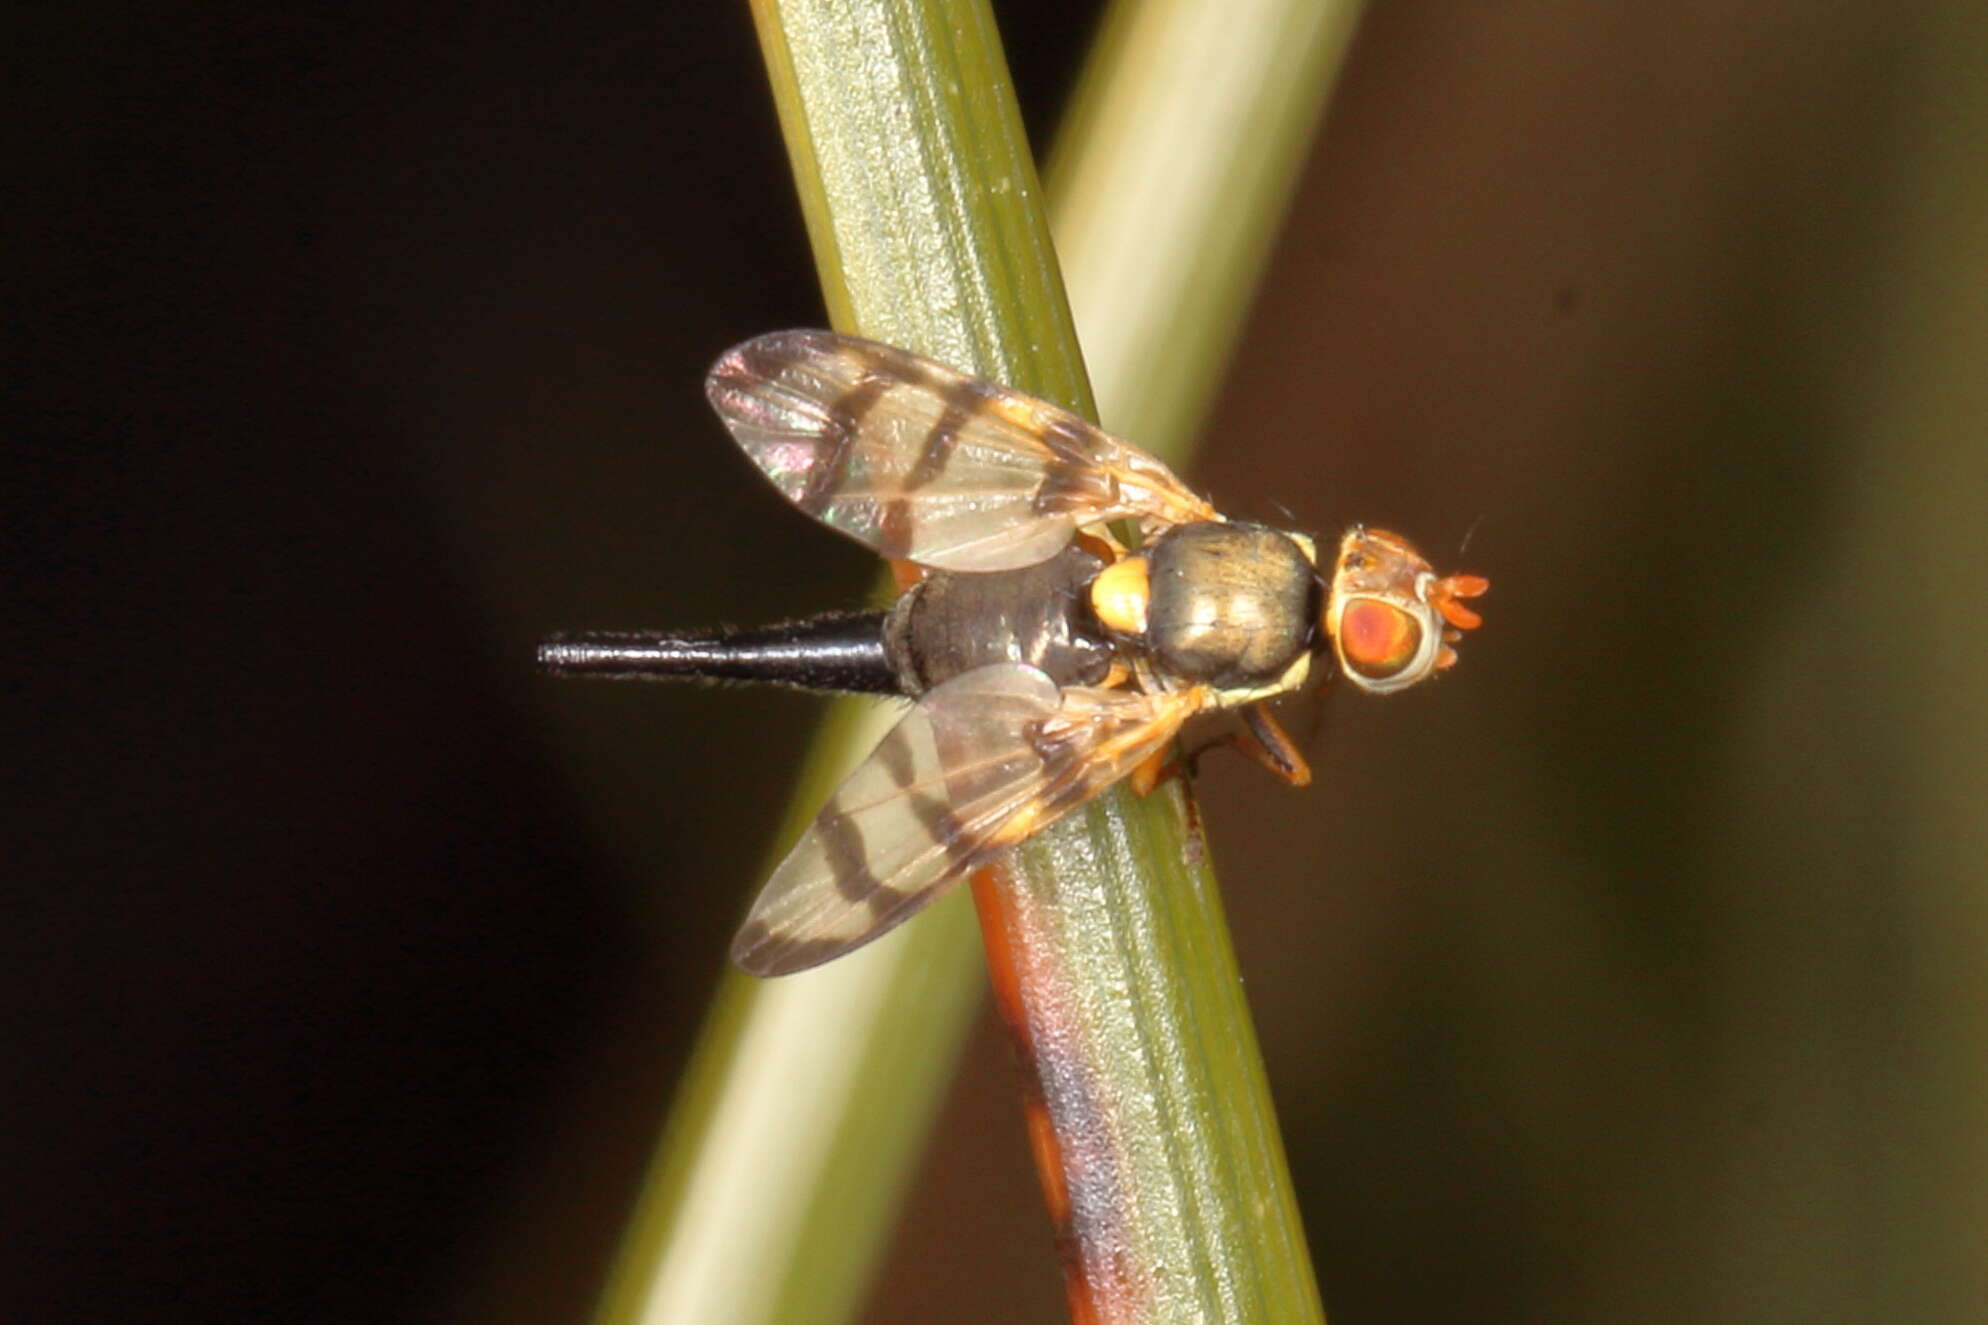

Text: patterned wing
xmin=731 ymin=663 xmax=1208 ymax=976
xmin=707 ymin=330 xmax=1217 ymax=573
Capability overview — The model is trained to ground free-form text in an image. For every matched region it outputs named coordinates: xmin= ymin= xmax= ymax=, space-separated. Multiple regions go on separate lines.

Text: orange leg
xmin=1128 ymin=705 xmax=1312 ymax=796
xmin=1235 ymin=705 xmax=1312 ymax=787
xmin=1129 ymin=745 xmax=1173 ymax=797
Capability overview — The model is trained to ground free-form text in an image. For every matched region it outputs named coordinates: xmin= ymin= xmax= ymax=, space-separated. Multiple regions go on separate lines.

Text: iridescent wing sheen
xmin=707 ymin=330 xmax=1218 ymax=573
xmin=731 ymin=663 xmax=1209 ymax=976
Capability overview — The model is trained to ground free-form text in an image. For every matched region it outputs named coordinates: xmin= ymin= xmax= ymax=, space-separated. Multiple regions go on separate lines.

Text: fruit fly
xmin=540 ymin=331 xmax=1489 ymax=976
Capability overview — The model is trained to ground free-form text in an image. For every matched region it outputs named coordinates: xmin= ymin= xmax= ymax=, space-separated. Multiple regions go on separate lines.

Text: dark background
xmin=13 ymin=2 xmax=1986 ymax=1322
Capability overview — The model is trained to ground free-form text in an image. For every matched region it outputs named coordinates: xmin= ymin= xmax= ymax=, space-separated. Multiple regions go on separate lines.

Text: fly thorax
xmin=1142 ymin=522 xmax=1318 ymax=693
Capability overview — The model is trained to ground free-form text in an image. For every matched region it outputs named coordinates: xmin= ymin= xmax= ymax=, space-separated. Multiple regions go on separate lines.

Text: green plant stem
xmin=592 ymin=0 xmax=1365 ymax=1321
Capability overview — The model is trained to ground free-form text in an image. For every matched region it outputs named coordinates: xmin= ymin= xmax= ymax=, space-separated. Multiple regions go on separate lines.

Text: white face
xmin=1324 ymin=527 xmax=1488 ymax=695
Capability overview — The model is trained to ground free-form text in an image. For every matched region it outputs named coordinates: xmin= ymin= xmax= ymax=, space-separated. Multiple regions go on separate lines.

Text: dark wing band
xmin=707 ymin=330 xmax=1217 ymax=572
xmin=731 ymin=663 xmax=1207 ymax=975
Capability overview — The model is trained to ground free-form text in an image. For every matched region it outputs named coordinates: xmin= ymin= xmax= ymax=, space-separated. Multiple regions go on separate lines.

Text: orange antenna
xmin=1431 ymin=573 xmax=1490 ymax=631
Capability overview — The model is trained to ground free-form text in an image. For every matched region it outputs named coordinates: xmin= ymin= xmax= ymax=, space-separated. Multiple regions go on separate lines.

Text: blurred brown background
xmin=12 ymin=2 xmax=1986 ymax=1322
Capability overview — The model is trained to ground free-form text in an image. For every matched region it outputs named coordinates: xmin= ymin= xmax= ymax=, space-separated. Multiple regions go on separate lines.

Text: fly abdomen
xmin=538 ymin=611 xmax=898 ymax=695
xmin=884 ymin=543 xmax=1115 ymax=694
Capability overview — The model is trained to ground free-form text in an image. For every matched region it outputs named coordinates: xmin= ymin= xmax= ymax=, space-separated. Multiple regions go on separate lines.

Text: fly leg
xmin=1128 ymin=705 xmax=1311 ymax=795
xmin=1129 ymin=744 xmax=1179 ymax=797
xmin=1229 ymin=706 xmax=1312 ymax=786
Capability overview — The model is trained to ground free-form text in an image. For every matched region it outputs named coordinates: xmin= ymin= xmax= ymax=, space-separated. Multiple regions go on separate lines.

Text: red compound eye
xmin=1337 ymin=598 xmax=1423 ymax=681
